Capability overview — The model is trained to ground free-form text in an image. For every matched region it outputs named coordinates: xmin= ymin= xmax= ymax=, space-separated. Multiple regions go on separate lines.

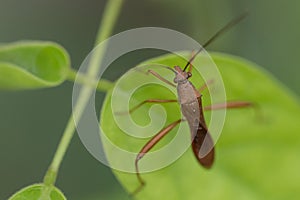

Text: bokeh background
xmin=0 ymin=0 xmax=299 ymax=199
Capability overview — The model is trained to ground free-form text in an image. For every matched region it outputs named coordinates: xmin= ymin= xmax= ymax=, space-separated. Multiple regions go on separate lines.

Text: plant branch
xmin=41 ymin=0 xmax=124 ymax=197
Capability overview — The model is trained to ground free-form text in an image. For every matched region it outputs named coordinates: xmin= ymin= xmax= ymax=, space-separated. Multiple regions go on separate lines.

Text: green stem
xmin=41 ymin=0 xmax=124 ymax=197
xmin=67 ymin=68 xmax=115 ymax=92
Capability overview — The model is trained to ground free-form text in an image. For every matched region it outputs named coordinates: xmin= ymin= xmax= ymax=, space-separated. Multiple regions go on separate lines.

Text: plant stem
xmin=67 ymin=68 xmax=115 ymax=92
xmin=41 ymin=0 xmax=124 ymax=196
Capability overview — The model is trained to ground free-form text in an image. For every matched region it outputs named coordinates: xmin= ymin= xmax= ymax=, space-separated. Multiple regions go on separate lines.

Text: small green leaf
xmin=101 ymin=52 xmax=300 ymax=200
xmin=0 ymin=41 xmax=70 ymax=89
xmin=8 ymin=184 xmax=66 ymax=200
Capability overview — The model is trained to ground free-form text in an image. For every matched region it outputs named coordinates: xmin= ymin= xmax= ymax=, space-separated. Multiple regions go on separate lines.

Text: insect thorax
xmin=176 ymin=81 xmax=198 ymax=105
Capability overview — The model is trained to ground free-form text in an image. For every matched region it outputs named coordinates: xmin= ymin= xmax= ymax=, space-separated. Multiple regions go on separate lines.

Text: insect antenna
xmin=183 ymin=12 xmax=248 ymax=72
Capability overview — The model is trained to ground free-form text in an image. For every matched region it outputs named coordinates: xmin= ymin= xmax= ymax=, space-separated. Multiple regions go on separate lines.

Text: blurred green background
xmin=0 ymin=0 xmax=299 ymax=199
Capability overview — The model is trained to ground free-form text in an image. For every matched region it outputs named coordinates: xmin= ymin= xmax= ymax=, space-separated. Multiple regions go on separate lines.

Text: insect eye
xmin=187 ymin=72 xmax=192 ymax=78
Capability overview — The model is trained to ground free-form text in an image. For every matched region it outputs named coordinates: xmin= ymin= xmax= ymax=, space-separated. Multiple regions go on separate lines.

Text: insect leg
xmin=115 ymin=99 xmax=177 ymax=115
xmin=198 ymin=79 xmax=214 ymax=93
xmin=131 ymin=119 xmax=183 ymax=196
xmin=147 ymin=69 xmax=176 ymax=87
xmin=128 ymin=99 xmax=177 ymax=114
xmin=203 ymin=101 xmax=253 ymax=111
xmin=204 ymin=101 xmax=263 ymax=120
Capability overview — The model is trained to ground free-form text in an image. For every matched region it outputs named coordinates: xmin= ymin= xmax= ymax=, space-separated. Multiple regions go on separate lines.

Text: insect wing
xmin=192 ymin=127 xmax=215 ymax=168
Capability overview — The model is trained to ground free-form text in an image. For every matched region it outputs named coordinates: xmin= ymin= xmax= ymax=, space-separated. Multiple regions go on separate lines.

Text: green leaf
xmin=8 ymin=184 xmax=66 ymax=200
xmin=100 ymin=52 xmax=300 ymax=200
xmin=0 ymin=41 xmax=70 ymax=90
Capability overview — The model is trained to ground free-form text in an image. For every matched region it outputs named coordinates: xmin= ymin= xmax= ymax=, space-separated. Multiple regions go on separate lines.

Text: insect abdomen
xmin=192 ymin=126 xmax=215 ymax=168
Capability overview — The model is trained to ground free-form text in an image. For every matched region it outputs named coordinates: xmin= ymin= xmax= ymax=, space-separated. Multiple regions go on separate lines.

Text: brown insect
xmin=128 ymin=13 xmax=252 ymax=195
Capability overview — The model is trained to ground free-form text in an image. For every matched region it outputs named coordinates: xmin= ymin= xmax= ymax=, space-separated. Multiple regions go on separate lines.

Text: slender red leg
xmin=131 ymin=119 xmax=183 ymax=196
xmin=116 ymin=99 xmax=177 ymax=115
xmin=204 ymin=101 xmax=263 ymax=120
xmin=203 ymin=101 xmax=253 ymax=111
xmin=116 ymin=69 xmax=178 ymax=115
xmin=198 ymin=79 xmax=214 ymax=93
xmin=147 ymin=69 xmax=176 ymax=87
xmin=129 ymin=99 xmax=177 ymax=114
